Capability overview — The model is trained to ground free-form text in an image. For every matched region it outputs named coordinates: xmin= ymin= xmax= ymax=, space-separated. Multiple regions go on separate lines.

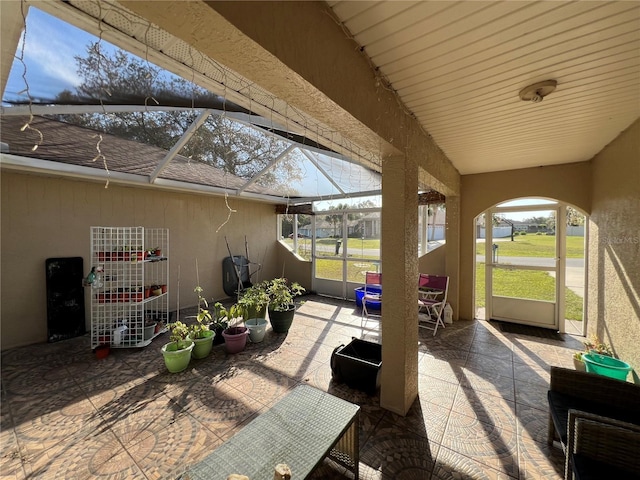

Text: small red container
xmin=95 ymin=344 xmax=110 ymax=359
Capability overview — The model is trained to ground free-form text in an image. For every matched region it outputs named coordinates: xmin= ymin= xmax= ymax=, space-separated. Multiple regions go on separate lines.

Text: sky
xmin=3 ymin=8 xmax=119 ymax=103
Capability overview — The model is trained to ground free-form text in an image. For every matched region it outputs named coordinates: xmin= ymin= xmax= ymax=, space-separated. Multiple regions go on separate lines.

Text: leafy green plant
xmin=238 ymin=282 xmax=270 ymax=317
xmin=584 ymin=334 xmax=613 ymax=356
xmin=213 ymin=302 xmax=244 ymax=328
xmin=168 ymin=321 xmax=190 ymax=349
xmin=189 ymin=286 xmax=212 ymax=339
xmin=266 ymin=278 xmax=305 ymax=312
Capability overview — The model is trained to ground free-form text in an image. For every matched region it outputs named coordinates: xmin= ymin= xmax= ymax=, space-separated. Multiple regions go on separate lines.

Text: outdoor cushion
xmin=572 ymin=454 xmax=640 ymax=480
xmin=547 ymin=390 xmax=640 ymax=446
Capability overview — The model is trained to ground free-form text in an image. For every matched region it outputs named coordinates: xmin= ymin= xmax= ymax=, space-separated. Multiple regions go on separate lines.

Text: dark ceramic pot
xmin=268 ymin=305 xmax=295 ymax=333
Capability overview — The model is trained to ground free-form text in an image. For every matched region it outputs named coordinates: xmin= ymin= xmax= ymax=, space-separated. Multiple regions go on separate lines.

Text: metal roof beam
xmin=1 ymin=105 xmax=204 ymax=115
xmin=236 ymin=143 xmax=296 ymax=194
xmin=149 ymin=109 xmax=211 ymax=183
xmin=0 ymin=153 xmax=287 ymax=204
xmin=292 ymin=189 xmax=382 ymax=204
xmin=300 ymin=149 xmax=346 ymax=195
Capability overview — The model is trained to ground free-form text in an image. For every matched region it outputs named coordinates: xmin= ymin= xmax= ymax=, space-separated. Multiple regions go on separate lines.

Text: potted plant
xmin=266 ymin=278 xmax=305 ymax=333
xmin=188 ymin=286 xmax=215 ymax=359
xmin=216 ymin=302 xmax=249 ymax=353
xmin=210 ymin=302 xmax=229 ymax=345
xmin=161 ymin=320 xmax=194 ymax=373
xmin=239 ymin=282 xmax=270 ymax=343
xmin=573 ymin=334 xmax=613 ymax=371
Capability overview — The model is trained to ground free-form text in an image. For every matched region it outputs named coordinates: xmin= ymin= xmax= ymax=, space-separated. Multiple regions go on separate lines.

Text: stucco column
xmin=380 ymin=155 xmax=419 ymax=415
xmin=445 ymin=195 xmax=461 ymax=320
xmin=1 ymin=1 xmax=26 ymax=95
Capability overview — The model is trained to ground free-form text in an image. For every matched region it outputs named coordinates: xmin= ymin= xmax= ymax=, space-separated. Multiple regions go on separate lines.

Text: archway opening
xmin=474 ymin=197 xmax=586 ymax=334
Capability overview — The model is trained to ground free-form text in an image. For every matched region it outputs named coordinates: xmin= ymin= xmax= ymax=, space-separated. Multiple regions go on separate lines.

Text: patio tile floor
xmin=0 ymin=295 xmax=584 ymax=479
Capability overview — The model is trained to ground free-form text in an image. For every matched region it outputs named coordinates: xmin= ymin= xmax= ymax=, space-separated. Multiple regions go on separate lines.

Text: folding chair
xmin=361 ymin=272 xmax=382 ymax=328
xmin=417 ymin=273 xmax=449 ymax=336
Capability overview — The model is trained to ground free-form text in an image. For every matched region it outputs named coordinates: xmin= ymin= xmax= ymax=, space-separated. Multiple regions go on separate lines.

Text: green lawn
xmin=315 ymin=258 xmax=376 ymax=282
xmin=285 ymin=234 xmax=585 ymax=320
xmin=475 ymin=263 xmax=583 ymax=320
xmin=476 ymin=235 xmax=584 ymax=258
xmin=283 ymin=238 xmax=381 ymax=249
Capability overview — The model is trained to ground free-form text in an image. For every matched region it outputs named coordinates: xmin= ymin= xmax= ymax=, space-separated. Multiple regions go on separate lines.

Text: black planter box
xmin=331 ymin=338 xmax=382 ymax=394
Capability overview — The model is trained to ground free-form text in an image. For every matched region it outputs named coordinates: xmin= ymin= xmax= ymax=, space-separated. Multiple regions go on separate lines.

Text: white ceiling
xmin=328 ymin=1 xmax=640 ymax=174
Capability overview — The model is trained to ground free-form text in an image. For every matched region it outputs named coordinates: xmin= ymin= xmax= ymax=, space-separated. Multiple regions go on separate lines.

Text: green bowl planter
xmin=268 ymin=306 xmax=296 ymax=333
xmin=222 ymin=326 xmax=249 ymax=354
xmin=189 ymin=330 xmax=215 ymax=359
xmin=161 ymin=340 xmax=194 ymax=373
xmin=245 ymin=318 xmax=268 ymax=343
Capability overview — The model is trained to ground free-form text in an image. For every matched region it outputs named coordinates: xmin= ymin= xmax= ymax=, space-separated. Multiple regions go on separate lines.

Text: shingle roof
xmin=0 ymin=115 xmax=282 ymax=196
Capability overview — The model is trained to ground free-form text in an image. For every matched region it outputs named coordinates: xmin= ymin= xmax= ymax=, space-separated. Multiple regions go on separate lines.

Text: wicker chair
xmin=565 ymin=411 xmax=640 ymax=479
xmin=547 ymin=367 xmax=640 ymax=479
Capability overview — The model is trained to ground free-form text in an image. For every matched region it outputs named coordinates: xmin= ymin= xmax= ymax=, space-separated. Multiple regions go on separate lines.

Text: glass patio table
xmin=178 ymin=384 xmax=360 ymax=479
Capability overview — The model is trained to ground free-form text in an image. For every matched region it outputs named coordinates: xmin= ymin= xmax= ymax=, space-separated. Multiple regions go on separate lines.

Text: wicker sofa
xmin=547 ymin=366 xmax=640 ymax=479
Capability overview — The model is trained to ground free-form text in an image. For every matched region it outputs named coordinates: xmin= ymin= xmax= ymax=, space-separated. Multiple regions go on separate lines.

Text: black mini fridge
xmin=46 ymin=257 xmax=86 ymax=342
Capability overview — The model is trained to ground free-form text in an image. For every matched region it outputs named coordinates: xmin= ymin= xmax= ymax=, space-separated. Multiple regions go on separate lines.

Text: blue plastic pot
xmin=354 ymin=286 xmax=382 ymax=310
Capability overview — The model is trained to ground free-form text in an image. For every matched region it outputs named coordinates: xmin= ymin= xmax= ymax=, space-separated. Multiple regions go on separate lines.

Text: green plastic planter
xmin=161 ymin=341 xmax=194 ymax=373
xmin=190 ymin=330 xmax=215 ymax=359
xmin=582 ymin=352 xmax=631 ymax=381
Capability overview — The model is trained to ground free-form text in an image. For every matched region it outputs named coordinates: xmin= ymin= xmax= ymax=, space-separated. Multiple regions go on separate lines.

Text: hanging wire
xmin=215 ymin=63 xmax=238 ymax=233
xmin=215 ymin=192 xmax=237 ymax=233
xmin=142 ymin=20 xmax=159 ymax=109
xmin=91 ymin=134 xmax=110 ymax=188
xmin=93 ymin=1 xmax=111 ymax=187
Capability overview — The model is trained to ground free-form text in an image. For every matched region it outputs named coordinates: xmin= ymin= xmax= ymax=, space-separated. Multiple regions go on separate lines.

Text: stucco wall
xmin=419 ymin=244 xmax=446 ymax=276
xmin=1 ymin=172 xmax=281 ymax=350
xmin=274 ymin=241 xmax=313 ymax=293
xmin=459 ymin=162 xmax=592 ymax=321
xmin=588 ymin=119 xmax=640 ymax=374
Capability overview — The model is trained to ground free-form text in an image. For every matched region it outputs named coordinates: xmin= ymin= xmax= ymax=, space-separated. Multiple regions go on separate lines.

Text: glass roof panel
xmin=2 ymin=6 xmax=382 ymax=204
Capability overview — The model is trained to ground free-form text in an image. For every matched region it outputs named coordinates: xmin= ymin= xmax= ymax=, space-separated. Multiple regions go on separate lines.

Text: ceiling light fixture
xmin=519 ymin=80 xmax=557 ymax=103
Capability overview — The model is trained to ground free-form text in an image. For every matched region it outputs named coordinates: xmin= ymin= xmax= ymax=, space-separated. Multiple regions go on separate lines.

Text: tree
xmin=493 ymin=214 xmax=516 ymax=241
xmin=426 ymin=202 xmax=445 ymax=241
xmin=546 ymin=214 xmax=556 ymax=232
xmin=53 ymin=42 xmax=303 ymax=192
xmin=324 ymin=203 xmax=349 ymax=237
xmin=567 ymin=207 xmax=585 ymax=226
